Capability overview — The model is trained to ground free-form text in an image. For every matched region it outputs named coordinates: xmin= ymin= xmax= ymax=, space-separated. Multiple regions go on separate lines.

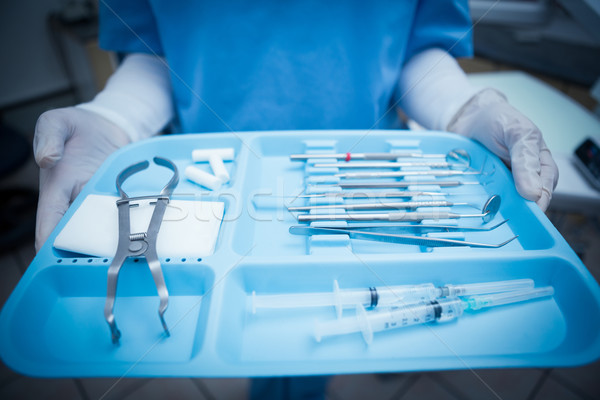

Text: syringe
xmin=250 ymin=278 xmax=534 ymax=318
xmin=314 ymin=286 xmax=555 ymax=345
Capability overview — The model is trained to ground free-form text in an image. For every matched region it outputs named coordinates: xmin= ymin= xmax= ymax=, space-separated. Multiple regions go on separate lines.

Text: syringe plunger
xmin=251 ymin=280 xmax=439 ymax=318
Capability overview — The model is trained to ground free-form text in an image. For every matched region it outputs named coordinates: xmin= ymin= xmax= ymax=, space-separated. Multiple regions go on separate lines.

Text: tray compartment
xmin=231 ymin=131 xmax=535 ymax=257
xmin=92 ymin=134 xmax=243 ymax=196
xmin=49 ymin=194 xmax=231 ymax=260
xmin=2 ymin=260 xmax=214 ymax=372
xmin=215 ymin=255 xmax=598 ymax=372
xmin=230 ymin=137 xmax=306 ymax=257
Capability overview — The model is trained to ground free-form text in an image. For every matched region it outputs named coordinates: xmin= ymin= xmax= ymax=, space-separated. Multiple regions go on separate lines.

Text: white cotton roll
xmin=185 ymin=165 xmax=222 ymax=190
xmin=208 ymin=154 xmax=230 ymax=183
xmin=192 ymin=148 xmax=235 ymax=162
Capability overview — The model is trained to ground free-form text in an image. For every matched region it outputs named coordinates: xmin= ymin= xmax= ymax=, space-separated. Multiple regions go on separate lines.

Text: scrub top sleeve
xmin=404 ymin=0 xmax=473 ymax=62
xmin=98 ymin=0 xmax=164 ymax=56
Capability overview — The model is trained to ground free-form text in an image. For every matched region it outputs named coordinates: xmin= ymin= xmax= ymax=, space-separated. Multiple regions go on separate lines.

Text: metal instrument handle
xmin=105 ymin=157 xmax=179 ymax=344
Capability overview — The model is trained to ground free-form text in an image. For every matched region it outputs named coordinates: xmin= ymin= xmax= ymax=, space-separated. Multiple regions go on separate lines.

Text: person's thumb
xmin=35 ymin=167 xmax=72 ymax=252
xmin=509 ymin=131 xmax=541 ymax=195
xmin=33 ymin=108 xmax=74 ymax=169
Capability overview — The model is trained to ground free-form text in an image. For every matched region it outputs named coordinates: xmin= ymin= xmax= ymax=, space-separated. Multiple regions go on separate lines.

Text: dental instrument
xmin=105 ymin=157 xmax=178 ymax=344
xmin=290 ymin=219 xmax=508 ymax=233
xmin=314 ymin=161 xmax=457 ymax=169
xmin=314 ymin=286 xmax=555 ymax=344
xmin=334 ymin=169 xmax=483 ymax=179
xmin=290 ymin=148 xmax=470 ymax=162
xmin=297 ymin=191 xmax=448 ymax=199
xmin=289 ymin=225 xmax=517 ymax=248
xmin=296 ymin=195 xmax=501 ymax=224
xmin=314 ymin=180 xmax=480 ymax=189
xmin=251 ymin=278 xmax=534 ymax=318
xmin=312 ymin=149 xmax=471 ymax=169
xmin=287 ymin=199 xmax=472 ymax=212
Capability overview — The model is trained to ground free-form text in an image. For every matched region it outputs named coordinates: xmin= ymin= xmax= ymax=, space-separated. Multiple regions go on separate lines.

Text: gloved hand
xmin=33 ymin=53 xmax=174 ymax=252
xmin=33 ymin=107 xmax=130 ymax=251
xmin=398 ymin=48 xmax=558 ymax=211
xmin=448 ymin=88 xmax=559 ymax=211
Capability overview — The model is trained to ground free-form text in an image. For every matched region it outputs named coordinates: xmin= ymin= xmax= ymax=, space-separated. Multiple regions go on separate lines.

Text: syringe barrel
xmin=434 ymin=298 xmax=465 ymax=322
xmin=365 ymin=303 xmax=438 ymax=333
xmin=360 ymin=299 xmax=464 ymax=344
xmin=442 ymin=279 xmax=535 ymax=297
xmin=365 ymin=298 xmax=464 ymax=333
xmin=464 ymin=286 xmax=555 ymax=310
xmin=374 ymin=284 xmax=438 ymax=306
xmin=315 ymin=298 xmax=464 ymax=344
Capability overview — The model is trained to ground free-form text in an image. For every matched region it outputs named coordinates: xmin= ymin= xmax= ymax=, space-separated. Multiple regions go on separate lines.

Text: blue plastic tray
xmin=2 ymin=130 xmax=599 ymax=377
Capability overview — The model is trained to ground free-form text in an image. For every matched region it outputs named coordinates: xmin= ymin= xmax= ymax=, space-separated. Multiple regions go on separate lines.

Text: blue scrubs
xmin=99 ymin=0 xmax=472 ymax=134
xmin=97 ymin=2 xmax=472 ymax=398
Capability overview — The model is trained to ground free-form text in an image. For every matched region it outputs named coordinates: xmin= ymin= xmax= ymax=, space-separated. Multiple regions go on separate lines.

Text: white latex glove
xmin=398 ymin=48 xmax=558 ymax=211
xmin=33 ymin=53 xmax=174 ymax=251
xmin=34 ymin=108 xmax=130 ymax=251
xmin=448 ymin=88 xmax=559 ymax=211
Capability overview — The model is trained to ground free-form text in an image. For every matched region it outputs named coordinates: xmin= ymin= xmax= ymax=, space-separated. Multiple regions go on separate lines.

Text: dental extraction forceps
xmin=104 ymin=157 xmax=179 ymax=344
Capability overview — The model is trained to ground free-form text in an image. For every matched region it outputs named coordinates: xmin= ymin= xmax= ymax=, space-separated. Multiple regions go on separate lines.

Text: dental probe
xmin=297 ymin=191 xmax=447 ymax=199
xmin=288 ymin=199 xmax=470 ymax=212
xmin=314 ymin=161 xmax=455 ymax=169
xmin=334 ymin=169 xmax=481 ymax=179
xmin=296 ymin=195 xmax=501 ymax=224
xmin=290 ymin=149 xmax=470 ymax=163
xmin=314 ymin=180 xmax=480 ymax=189
xmin=289 ymin=226 xmax=517 ymax=249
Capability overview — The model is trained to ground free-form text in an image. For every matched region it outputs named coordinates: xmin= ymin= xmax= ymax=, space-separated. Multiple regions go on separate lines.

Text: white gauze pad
xmin=54 ymin=194 xmax=225 ymax=258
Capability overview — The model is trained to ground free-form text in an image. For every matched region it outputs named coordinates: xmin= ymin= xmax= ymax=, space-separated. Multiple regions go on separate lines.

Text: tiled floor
xmin=1 ymin=58 xmax=599 ymax=399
